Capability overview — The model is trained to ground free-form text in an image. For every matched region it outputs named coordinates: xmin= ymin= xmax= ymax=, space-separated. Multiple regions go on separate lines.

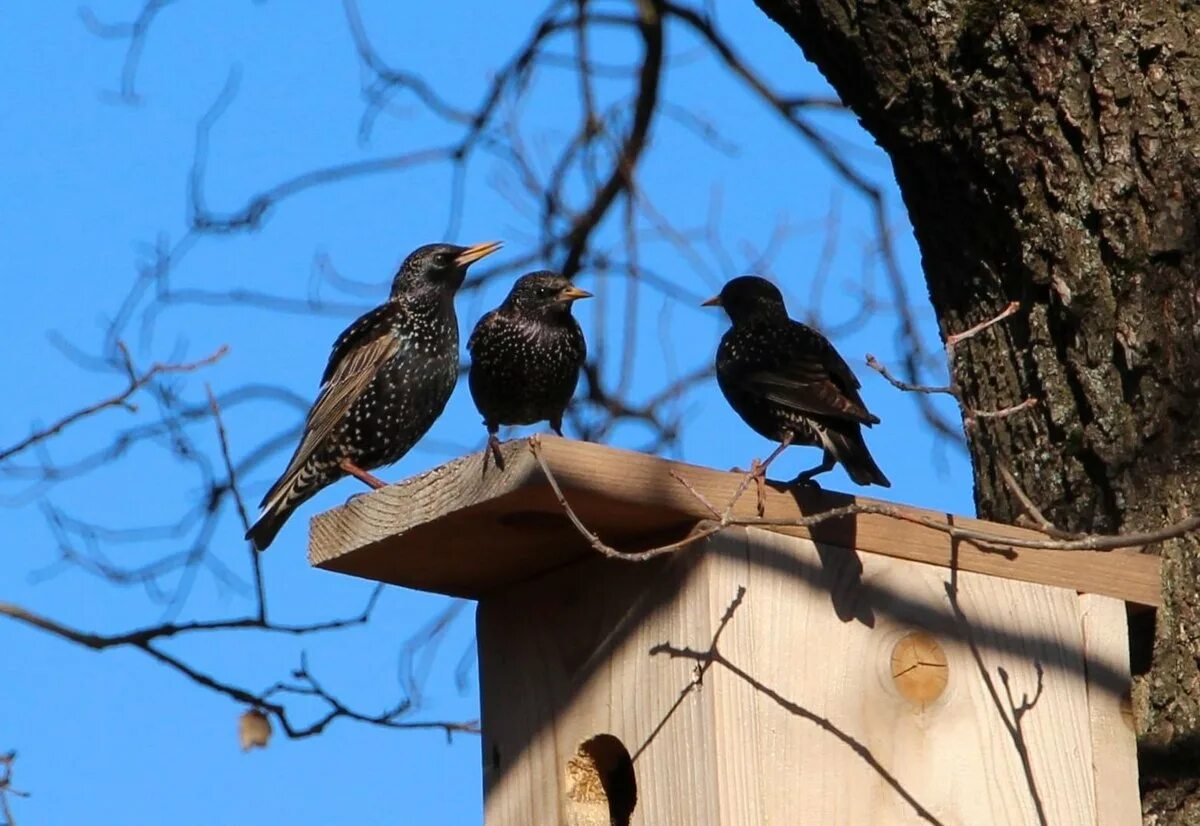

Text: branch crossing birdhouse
xmin=310 ymin=437 xmax=1154 ymax=825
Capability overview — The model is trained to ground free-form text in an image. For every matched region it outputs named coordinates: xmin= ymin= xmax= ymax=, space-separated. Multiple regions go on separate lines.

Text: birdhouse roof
xmin=308 ymin=436 xmax=1160 ymax=607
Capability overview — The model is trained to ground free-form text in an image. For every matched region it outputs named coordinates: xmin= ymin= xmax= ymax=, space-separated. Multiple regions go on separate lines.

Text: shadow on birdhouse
xmin=309 ymin=436 xmax=1156 ymax=825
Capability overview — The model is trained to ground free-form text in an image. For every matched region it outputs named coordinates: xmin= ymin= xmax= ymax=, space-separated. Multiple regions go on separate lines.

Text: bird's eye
xmin=540 ymin=286 xmax=557 ymax=297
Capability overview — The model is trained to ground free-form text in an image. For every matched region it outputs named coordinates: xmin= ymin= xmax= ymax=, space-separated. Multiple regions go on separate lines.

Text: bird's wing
xmin=741 ymin=323 xmax=879 ymax=425
xmin=303 ymin=332 xmax=402 ymax=452
xmin=270 ymin=308 xmax=402 ymax=491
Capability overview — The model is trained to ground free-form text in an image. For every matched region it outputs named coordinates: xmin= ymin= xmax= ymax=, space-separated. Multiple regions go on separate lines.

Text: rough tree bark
xmin=753 ymin=0 xmax=1200 ymax=818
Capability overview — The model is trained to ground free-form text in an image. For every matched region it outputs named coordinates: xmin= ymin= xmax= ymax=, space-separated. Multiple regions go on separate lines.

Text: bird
xmin=467 ymin=271 xmax=591 ymax=469
xmin=703 ymin=275 xmax=890 ymax=493
xmin=245 ymin=240 xmax=502 ymax=551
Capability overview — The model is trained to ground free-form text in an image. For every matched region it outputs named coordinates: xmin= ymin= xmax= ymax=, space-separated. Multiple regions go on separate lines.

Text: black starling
xmin=704 ymin=275 xmax=890 ymax=489
xmin=246 ymin=240 xmax=502 ymax=550
xmin=467 ymin=271 xmax=591 ymax=467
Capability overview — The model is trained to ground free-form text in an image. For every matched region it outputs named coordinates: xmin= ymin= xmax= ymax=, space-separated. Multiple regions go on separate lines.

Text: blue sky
xmin=1 ymin=2 xmax=971 ymax=824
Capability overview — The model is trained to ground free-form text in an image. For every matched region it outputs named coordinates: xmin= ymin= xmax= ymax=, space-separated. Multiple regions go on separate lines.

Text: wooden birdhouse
xmin=309 ymin=436 xmax=1156 ymax=825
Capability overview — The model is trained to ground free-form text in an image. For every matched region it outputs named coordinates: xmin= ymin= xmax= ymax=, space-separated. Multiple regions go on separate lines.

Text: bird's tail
xmin=244 ymin=464 xmax=322 ymax=551
xmin=827 ymin=427 xmax=891 ymax=488
xmin=246 ymin=506 xmax=290 ymax=552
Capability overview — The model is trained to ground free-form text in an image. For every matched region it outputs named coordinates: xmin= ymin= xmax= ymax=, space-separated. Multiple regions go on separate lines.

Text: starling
xmin=467 ymin=271 xmax=591 ymax=467
xmin=704 ymin=275 xmax=890 ymax=489
xmin=246 ymin=240 xmax=502 ymax=550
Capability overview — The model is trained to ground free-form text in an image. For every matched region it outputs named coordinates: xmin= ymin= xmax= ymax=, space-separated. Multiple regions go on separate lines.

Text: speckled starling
xmin=467 ymin=271 xmax=591 ymax=467
xmin=246 ymin=240 xmax=502 ymax=550
xmin=704 ymin=275 xmax=890 ymax=488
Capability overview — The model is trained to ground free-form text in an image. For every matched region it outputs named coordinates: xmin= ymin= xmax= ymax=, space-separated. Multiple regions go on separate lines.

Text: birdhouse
xmin=309 ymin=437 xmax=1156 ymax=825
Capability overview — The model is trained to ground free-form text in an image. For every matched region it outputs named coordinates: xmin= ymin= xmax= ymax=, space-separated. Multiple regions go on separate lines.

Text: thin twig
xmin=995 ymin=462 xmax=1079 ymax=540
xmin=206 ymin=385 xmax=264 ymax=621
xmin=865 ymin=354 xmax=953 ymax=396
xmin=946 ymin=301 xmax=1020 ymax=350
xmin=648 ymin=589 xmax=944 ymax=825
xmin=0 ymin=588 xmax=473 ymax=740
xmin=669 ymin=469 xmax=721 ymax=519
xmin=528 ymin=436 xmax=1197 ymax=556
xmin=867 ymin=302 xmax=1036 ymax=432
xmin=0 ymin=345 xmax=228 ymax=463
xmin=0 ymin=751 xmax=26 ymax=826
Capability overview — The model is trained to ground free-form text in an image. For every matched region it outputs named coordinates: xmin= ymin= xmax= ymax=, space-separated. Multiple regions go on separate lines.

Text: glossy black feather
xmin=710 ymin=276 xmax=889 ymax=488
xmin=468 ymin=271 xmax=588 ymax=438
xmin=245 ymin=241 xmax=499 ymax=550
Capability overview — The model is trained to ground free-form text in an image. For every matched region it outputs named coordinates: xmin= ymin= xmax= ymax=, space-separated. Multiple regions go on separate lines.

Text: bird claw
xmin=483 ymin=433 xmax=506 ymax=475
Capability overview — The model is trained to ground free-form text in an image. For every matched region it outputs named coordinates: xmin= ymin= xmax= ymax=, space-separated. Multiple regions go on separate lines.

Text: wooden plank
xmin=479 ymin=528 xmax=1134 ymax=824
xmin=308 ymin=436 xmax=1162 ymax=606
xmin=708 ymin=528 xmax=1101 ymax=825
xmin=1079 ymin=594 xmax=1141 ymax=825
xmin=479 ymin=551 xmax=722 ymax=826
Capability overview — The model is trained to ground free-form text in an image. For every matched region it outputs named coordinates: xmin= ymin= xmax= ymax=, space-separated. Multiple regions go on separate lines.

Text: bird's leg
xmin=485 ymin=425 xmax=505 ymax=473
xmin=339 ymin=458 xmax=388 ymax=490
xmin=791 ymin=451 xmax=837 ymax=488
xmin=731 ymin=434 xmax=794 ymax=517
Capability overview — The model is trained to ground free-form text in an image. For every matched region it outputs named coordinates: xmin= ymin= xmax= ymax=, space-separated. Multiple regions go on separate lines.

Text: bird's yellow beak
xmin=701 ymin=295 xmax=722 ymax=307
xmin=455 ymin=240 xmax=503 ymax=266
xmin=557 ymin=285 xmax=593 ymax=302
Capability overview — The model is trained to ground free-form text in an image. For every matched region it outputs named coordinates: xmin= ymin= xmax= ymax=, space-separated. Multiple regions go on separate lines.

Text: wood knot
xmin=890 ymin=631 xmax=949 ymax=707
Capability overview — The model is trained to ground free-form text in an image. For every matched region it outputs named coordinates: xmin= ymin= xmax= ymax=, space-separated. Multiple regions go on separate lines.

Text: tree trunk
xmin=753 ymin=0 xmax=1200 ymax=817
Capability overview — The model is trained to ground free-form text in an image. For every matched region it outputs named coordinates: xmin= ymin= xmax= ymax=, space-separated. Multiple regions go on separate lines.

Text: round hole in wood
xmin=890 ymin=631 xmax=949 ymax=706
xmin=564 ymin=733 xmax=636 ymax=826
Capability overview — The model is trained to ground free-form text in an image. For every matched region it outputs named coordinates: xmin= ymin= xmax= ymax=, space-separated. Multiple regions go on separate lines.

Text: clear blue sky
xmin=1 ymin=2 xmax=971 ymax=824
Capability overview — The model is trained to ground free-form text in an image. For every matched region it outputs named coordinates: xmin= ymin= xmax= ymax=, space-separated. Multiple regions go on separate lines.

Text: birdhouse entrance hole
xmin=564 ymin=734 xmax=636 ymax=826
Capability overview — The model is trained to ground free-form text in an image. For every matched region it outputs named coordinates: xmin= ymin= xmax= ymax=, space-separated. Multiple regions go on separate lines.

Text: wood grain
xmin=479 ymin=528 xmax=1135 ymax=824
xmin=1079 ymin=594 xmax=1140 ymax=826
xmin=309 ymin=436 xmax=1161 ymax=606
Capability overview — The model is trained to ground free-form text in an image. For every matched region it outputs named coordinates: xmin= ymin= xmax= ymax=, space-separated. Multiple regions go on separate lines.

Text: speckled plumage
xmin=707 ymin=276 xmax=890 ymax=488
xmin=246 ymin=240 xmax=502 ymax=550
xmin=467 ymin=272 xmax=590 ymax=462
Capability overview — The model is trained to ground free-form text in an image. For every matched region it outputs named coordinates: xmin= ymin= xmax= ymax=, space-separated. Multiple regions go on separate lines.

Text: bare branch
xmin=529 ymin=435 xmax=1198 ymax=557
xmin=79 ymin=0 xmax=177 ymax=104
xmin=0 ymin=345 xmax=228 ymax=463
xmin=205 ymin=385 xmax=263 ymax=621
xmin=865 ymin=354 xmax=954 ymax=396
xmin=0 ymin=751 xmax=27 ymax=826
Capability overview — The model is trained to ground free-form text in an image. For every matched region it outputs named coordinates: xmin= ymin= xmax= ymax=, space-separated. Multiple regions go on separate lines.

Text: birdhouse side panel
xmin=475 ymin=527 xmax=1134 ymax=825
xmin=700 ymin=527 xmax=1115 ymax=825
xmin=478 ymin=552 xmax=725 ymax=826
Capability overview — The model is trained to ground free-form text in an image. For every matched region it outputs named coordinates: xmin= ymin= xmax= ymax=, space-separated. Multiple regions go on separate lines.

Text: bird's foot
xmin=790 ymin=466 xmax=830 ymax=489
xmin=485 ymin=433 xmax=506 ymax=473
xmin=339 ymin=458 xmax=388 ymax=490
xmin=790 ymin=452 xmax=835 ymax=490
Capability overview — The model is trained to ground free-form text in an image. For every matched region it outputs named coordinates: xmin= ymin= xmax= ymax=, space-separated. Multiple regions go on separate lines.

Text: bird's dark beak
xmin=701 ymin=295 xmax=722 ymax=307
xmin=557 ymin=285 xmax=593 ymax=303
xmin=455 ymin=240 xmax=503 ymax=267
